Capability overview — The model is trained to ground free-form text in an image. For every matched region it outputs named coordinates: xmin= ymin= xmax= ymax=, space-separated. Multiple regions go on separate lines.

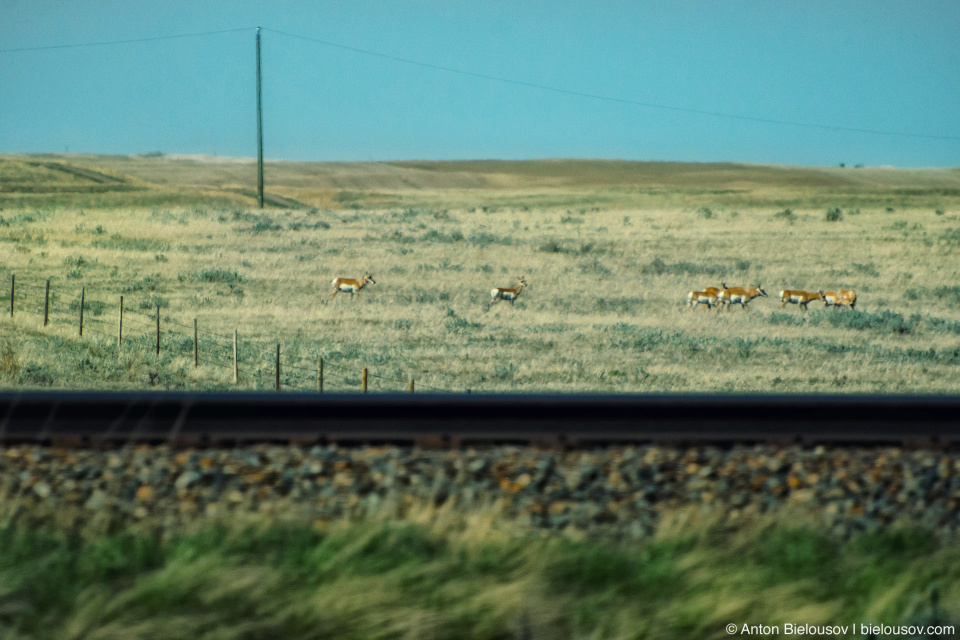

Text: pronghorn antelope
xmin=779 ymin=289 xmax=823 ymax=310
xmin=839 ymin=289 xmax=857 ymax=309
xmin=490 ymin=277 xmax=527 ymax=305
xmin=686 ymin=283 xmax=727 ymax=310
xmin=717 ymin=284 xmax=767 ymax=310
xmin=331 ymin=274 xmax=376 ymax=299
xmin=687 ymin=290 xmax=718 ymax=310
xmin=824 ymin=289 xmax=857 ymax=309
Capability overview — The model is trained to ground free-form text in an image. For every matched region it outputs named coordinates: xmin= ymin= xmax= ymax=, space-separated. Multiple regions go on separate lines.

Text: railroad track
xmin=0 ymin=392 xmax=958 ymax=447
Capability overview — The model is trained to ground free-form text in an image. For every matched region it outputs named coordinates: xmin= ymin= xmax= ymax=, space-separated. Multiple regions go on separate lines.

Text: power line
xmin=3 ymin=24 xmax=955 ymax=142
xmin=263 ymin=27 xmax=960 ymax=142
xmin=0 ymin=27 xmax=253 ymax=54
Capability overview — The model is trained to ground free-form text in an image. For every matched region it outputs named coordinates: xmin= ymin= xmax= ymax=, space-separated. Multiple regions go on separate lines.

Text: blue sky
xmin=2 ymin=1 xmax=958 ymax=167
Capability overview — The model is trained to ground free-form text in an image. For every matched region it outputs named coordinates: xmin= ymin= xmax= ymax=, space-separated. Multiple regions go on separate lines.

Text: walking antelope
xmin=779 ymin=289 xmax=823 ymax=310
xmin=824 ymin=289 xmax=856 ymax=309
xmin=331 ymin=274 xmax=375 ymax=299
xmin=687 ymin=290 xmax=718 ymax=310
xmin=490 ymin=277 xmax=527 ymax=305
xmin=686 ymin=283 xmax=727 ymax=310
xmin=717 ymin=284 xmax=767 ymax=310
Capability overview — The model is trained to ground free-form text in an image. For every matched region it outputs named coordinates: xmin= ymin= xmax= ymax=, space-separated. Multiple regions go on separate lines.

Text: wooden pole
xmin=118 ymin=295 xmax=123 ymax=347
xmin=362 ymin=367 xmax=368 ymax=393
xmin=233 ymin=330 xmax=239 ymax=384
xmin=317 ymin=356 xmax=323 ymax=393
xmin=275 ymin=343 xmax=280 ymax=391
xmin=43 ymin=279 xmax=50 ymax=327
xmin=256 ymin=27 xmax=265 ymax=209
xmin=78 ymin=287 xmax=84 ymax=337
xmin=155 ymin=306 xmax=160 ymax=356
xmin=193 ymin=318 xmax=198 ymax=368
xmin=8 ymin=274 xmax=13 ymax=318
xmin=409 ymin=375 xmax=415 ymax=393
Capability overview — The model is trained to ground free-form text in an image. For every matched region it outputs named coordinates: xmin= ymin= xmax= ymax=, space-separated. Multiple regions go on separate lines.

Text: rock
xmin=85 ymin=490 xmax=107 ymax=510
xmin=175 ymin=471 xmax=202 ymax=490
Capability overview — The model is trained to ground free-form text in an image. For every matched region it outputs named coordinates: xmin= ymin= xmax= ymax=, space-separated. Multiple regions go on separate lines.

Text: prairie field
xmin=2 ymin=154 xmax=960 ymax=393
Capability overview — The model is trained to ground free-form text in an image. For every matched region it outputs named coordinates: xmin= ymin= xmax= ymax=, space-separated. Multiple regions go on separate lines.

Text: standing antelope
xmin=779 ymin=289 xmax=823 ymax=310
xmin=686 ymin=283 xmax=727 ymax=311
xmin=331 ymin=274 xmax=375 ymax=299
xmin=490 ymin=276 xmax=527 ymax=305
xmin=717 ymin=284 xmax=767 ymax=310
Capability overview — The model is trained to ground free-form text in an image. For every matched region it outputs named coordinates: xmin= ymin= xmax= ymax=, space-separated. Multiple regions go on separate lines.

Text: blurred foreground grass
xmin=0 ymin=512 xmax=957 ymax=639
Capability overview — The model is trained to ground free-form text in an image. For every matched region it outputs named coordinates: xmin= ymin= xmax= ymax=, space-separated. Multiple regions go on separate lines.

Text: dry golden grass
xmin=1 ymin=155 xmax=959 ymax=392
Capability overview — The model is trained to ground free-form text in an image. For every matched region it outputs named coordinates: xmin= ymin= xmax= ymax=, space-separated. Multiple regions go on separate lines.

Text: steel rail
xmin=0 ymin=391 xmax=958 ymax=447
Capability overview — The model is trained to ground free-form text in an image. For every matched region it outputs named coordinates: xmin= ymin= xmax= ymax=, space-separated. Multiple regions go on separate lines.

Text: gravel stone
xmin=1 ymin=443 xmax=958 ymax=538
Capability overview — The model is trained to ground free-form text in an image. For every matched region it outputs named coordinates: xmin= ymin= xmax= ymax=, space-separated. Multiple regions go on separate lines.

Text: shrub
xmin=122 ymin=275 xmax=162 ymax=293
xmin=925 ymin=316 xmax=960 ymax=335
xmin=192 ymin=269 xmax=245 ymax=284
xmin=92 ymin=234 xmax=169 ymax=252
xmin=420 ymin=229 xmax=464 ymax=243
xmin=773 ymin=208 xmax=796 ymax=222
xmin=933 ymin=286 xmax=960 ymax=307
xmin=766 ymin=312 xmax=805 ymax=327
xmin=0 ymin=340 xmax=19 ymax=379
xmin=852 ymin=262 xmax=880 ymax=277
xmin=825 ymin=207 xmax=843 ymax=222
xmin=640 ymin=257 xmax=725 ymax=276
xmin=138 ymin=296 xmax=169 ymax=310
xmin=938 ymin=228 xmax=960 ymax=247
xmin=812 ymin=309 xmax=919 ymax=335
xmin=70 ymin=298 xmax=106 ymax=316
xmin=468 ymin=232 xmax=510 ymax=247
xmin=250 ymin=217 xmax=282 ymax=233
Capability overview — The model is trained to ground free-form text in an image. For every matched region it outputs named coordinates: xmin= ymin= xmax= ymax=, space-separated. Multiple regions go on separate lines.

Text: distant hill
xmin=2 ymin=153 xmax=958 ymax=210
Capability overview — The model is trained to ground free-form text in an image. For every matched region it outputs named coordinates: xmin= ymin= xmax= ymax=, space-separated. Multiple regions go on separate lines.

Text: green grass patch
xmin=0 ymin=519 xmax=955 ymax=639
xmin=91 ymin=233 xmax=170 ymax=253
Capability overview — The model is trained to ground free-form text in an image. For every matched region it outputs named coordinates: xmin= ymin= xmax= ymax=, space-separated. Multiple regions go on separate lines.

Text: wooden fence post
xmin=79 ymin=287 xmax=85 ymax=337
xmin=43 ymin=279 xmax=50 ymax=327
xmin=409 ymin=375 xmax=415 ymax=393
xmin=8 ymin=274 xmax=13 ymax=318
xmin=317 ymin=357 xmax=323 ymax=393
xmin=155 ymin=306 xmax=160 ymax=356
xmin=362 ymin=367 xmax=368 ymax=393
xmin=193 ymin=318 xmax=198 ymax=368
xmin=118 ymin=295 xmax=123 ymax=347
xmin=233 ymin=330 xmax=239 ymax=384
xmin=275 ymin=344 xmax=281 ymax=391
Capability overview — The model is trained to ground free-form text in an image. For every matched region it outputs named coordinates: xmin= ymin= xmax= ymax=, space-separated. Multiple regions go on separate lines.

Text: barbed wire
xmin=9 ymin=276 xmax=465 ymax=390
xmin=2 ymin=275 xmax=468 ymax=393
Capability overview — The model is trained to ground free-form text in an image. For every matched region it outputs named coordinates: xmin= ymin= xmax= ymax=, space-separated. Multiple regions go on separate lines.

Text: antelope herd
xmin=688 ymin=284 xmax=857 ymax=311
xmin=328 ymin=272 xmax=857 ymax=314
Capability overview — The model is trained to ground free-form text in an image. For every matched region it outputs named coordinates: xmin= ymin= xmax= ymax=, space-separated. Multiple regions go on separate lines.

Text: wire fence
xmin=2 ymin=273 xmax=460 ymax=393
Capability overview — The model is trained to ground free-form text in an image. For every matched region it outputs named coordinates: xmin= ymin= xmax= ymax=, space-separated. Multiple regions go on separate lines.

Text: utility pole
xmin=256 ymin=27 xmax=264 ymax=209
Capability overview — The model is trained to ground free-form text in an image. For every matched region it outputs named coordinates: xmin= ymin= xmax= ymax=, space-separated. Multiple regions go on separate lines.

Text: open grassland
xmin=0 ymin=511 xmax=957 ymax=640
xmin=1 ymin=155 xmax=959 ymax=393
